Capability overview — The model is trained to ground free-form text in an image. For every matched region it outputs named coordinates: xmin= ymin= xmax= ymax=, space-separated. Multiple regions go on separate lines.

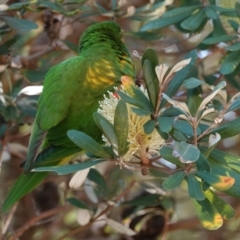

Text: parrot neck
xmin=78 ymin=30 xmax=125 ymax=55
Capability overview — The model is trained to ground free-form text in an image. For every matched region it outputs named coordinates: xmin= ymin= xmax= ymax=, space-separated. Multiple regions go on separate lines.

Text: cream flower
xmin=98 ymin=86 xmax=165 ymax=162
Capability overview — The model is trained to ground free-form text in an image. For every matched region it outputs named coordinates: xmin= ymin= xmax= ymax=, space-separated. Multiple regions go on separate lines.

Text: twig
xmin=9 ymin=205 xmax=71 ymax=240
xmin=11 ymin=45 xmax=55 ymax=69
xmin=0 ymin=130 xmax=8 ymax=173
xmin=168 ymin=217 xmax=200 ymax=231
xmin=1 ymin=203 xmax=18 ymax=238
xmin=58 ymin=180 xmax=137 ymax=240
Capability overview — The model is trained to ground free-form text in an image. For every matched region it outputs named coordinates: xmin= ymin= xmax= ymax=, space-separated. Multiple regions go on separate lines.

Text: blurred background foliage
xmin=1 ymin=0 xmax=240 ymax=239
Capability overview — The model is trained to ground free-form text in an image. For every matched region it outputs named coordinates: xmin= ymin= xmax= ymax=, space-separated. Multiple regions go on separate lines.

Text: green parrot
xmin=3 ymin=21 xmax=134 ymax=212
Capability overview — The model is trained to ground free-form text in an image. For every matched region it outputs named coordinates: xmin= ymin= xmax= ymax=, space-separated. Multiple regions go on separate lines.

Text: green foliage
xmin=2 ymin=0 xmax=240 ymax=238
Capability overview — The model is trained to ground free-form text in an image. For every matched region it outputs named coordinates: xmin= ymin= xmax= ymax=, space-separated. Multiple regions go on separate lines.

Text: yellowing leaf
xmin=212 ymin=175 xmax=235 ymax=191
xmin=201 ymin=213 xmax=223 ymax=230
xmin=192 ymin=198 xmax=223 ymax=230
xmin=205 ymin=189 xmax=235 ymax=220
xmin=196 ymin=171 xmax=235 ymax=191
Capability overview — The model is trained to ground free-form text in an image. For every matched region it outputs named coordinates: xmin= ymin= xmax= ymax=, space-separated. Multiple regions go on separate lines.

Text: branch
xmin=9 ymin=205 xmax=71 ymax=240
xmin=58 ymin=180 xmax=137 ymax=240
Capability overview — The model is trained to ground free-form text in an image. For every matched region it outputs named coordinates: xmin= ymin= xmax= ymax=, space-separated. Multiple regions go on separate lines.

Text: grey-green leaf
xmin=158 ymin=116 xmax=174 ymax=133
xmin=88 ymin=168 xmax=108 ymax=194
xmin=180 ymin=9 xmax=205 ymax=31
xmin=67 ymin=130 xmax=111 ymax=158
xmin=204 ymin=5 xmax=218 ymax=19
xmin=183 ymin=78 xmax=204 ymax=89
xmin=143 ymin=59 xmax=159 ymax=109
xmin=220 ymin=51 xmax=240 ymax=75
xmin=3 ymin=16 xmax=38 ymax=32
xmin=210 ymin=117 xmax=240 ymax=139
xmin=67 ymin=197 xmax=90 ymax=210
xmin=100 ymin=120 xmax=118 ymax=149
xmin=173 ymin=142 xmax=200 ymax=163
xmin=162 ymin=171 xmax=185 ymax=190
xmin=143 ymin=119 xmax=156 ymax=134
xmin=187 ymin=175 xmax=205 ymax=200
xmin=202 ymin=35 xmax=237 ymax=45
xmin=160 ymin=50 xmax=197 ymax=108
xmin=32 ymin=159 xmax=106 ymax=175
xmin=196 ymin=152 xmax=211 ymax=172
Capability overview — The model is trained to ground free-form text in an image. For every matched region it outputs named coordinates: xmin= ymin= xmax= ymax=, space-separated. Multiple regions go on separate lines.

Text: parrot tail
xmin=24 ymin=121 xmax=46 ymax=173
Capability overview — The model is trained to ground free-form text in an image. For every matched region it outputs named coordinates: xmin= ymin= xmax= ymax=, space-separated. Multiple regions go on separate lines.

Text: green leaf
xmin=140 ymin=5 xmax=200 ymax=32
xmin=236 ymin=2 xmax=240 ymax=18
xmin=142 ymin=49 xmax=159 ymax=109
xmin=160 ymin=50 xmax=197 ymax=108
xmin=143 ymin=119 xmax=156 ymax=134
xmin=132 ymin=31 xmax=162 ymax=41
xmin=173 ymin=142 xmax=200 ymax=163
xmin=204 ymin=5 xmax=218 ymax=19
xmin=0 ymin=38 xmax=16 ymax=55
xmin=141 ymin=48 xmax=159 ymax=67
xmin=3 ymin=16 xmax=38 ymax=32
xmin=162 ymin=171 xmax=185 ymax=190
xmin=180 ymin=9 xmax=205 ymax=31
xmin=172 ymin=130 xmax=189 ymax=142
xmin=22 ymin=70 xmax=48 ymax=83
xmin=164 ymin=5 xmax=200 ymax=17
xmin=156 ymin=125 xmax=169 ymax=140
xmin=195 ymin=171 xmax=235 ymax=191
xmin=220 ymin=51 xmax=240 ymax=75
xmin=205 ymin=190 xmax=235 ymax=220
xmin=227 ymin=96 xmax=240 ymax=112
xmin=187 ymin=175 xmax=205 ymax=200
xmin=122 ymin=194 xmax=162 ymax=207
xmin=67 ymin=197 xmax=90 ymax=210
xmin=67 ymin=130 xmax=111 ymax=158
xmin=210 ymin=117 xmax=240 ymax=139
xmin=88 ymin=168 xmax=108 ymax=194
xmin=192 ymin=198 xmax=223 ymax=230
xmin=140 ymin=12 xmax=190 ymax=31
xmin=173 ymin=119 xmax=195 ymax=137
xmin=100 ymin=119 xmax=118 ymax=149
xmin=36 ymin=1 xmax=65 ymax=13
xmin=62 ymin=40 xmax=78 ymax=53
xmin=196 ymin=152 xmax=211 ymax=172
xmin=130 ymin=86 xmax=153 ymax=112
xmin=157 ymin=117 xmax=174 ymax=133
xmin=143 ymin=60 xmax=159 ymax=109
xmin=116 ymin=90 xmax=151 ymax=114
xmin=131 ymin=107 xmax=151 ymax=116
xmin=209 ymin=149 xmax=240 ymax=173
xmin=32 ymin=159 xmax=106 ymax=175
xmin=2 ymin=172 xmax=49 ymax=213
xmin=187 ymin=87 xmax=202 ymax=116
xmin=202 ymin=145 xmax=216 ymax=158
xmin=93 ymin=112 xmax=109 ymax=131
xmin=225 ymin=42 xmax=240 ymax=51
xmin=161 ymin=107 xmax=183 ymax=117
xmin=114 ymin=100 xmax=128 ymax=156
xmin=228 ymin=20 xmax=239 ymax=33
xmin=202 ymin=35 xmax=237 ymax=44
xmin=8 ymin=2 xmax=31 ymax=10
xmin=183 ymin=77 xmax=204 ymax=89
